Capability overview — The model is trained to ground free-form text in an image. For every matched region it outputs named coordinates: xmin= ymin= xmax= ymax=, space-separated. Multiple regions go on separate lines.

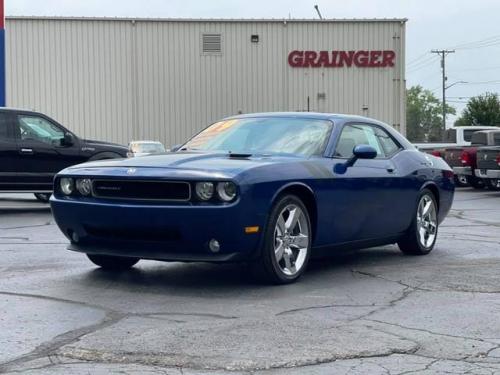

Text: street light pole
xmin=431 ymin=49 xmax=455 ymax=135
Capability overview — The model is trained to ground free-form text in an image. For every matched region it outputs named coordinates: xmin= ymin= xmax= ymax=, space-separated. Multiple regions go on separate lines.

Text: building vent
xmin=202 ymin=33 xmax=222 ymax=54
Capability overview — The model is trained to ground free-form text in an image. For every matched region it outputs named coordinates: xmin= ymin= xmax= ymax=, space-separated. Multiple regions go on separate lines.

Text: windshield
xmin=182 ymin=117 xmax=332 ymax=157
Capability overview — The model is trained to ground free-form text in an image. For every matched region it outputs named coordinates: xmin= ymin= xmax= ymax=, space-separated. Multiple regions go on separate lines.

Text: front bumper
xmin=50 ymin=197 xmax=265 ymax=262
xmin=452 ymin=166 xmax=472 ymax=176
xmin=475 ymin=169 xmax=500 ymax=179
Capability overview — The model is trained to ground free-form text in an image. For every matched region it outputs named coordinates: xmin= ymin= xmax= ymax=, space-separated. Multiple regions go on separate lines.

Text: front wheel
xmin=486 ymin=179 xmax=500 ymax=191
xmin=86 ymin=254 xmax=139 ymax=270
xmin=398 ymin=189 xmax=438 ymax=255
xmin=253 ymin=195 xmax=312 ymax=284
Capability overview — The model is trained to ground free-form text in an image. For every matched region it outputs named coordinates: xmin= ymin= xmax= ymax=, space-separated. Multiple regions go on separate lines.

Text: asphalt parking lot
xmin=1 ymin=189 xmax=500 ymax=374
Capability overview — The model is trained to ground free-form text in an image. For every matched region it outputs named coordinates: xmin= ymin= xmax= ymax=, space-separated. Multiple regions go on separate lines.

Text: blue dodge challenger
xmin=50 ymin=113 xmax=454 ymax=284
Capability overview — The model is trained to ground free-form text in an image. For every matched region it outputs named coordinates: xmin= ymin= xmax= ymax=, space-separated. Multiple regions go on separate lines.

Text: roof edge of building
xmin=5 ymin=16 xmax=408 ymax=23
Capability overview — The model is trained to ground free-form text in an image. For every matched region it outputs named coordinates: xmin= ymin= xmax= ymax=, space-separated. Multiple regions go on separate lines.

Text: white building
xmin=5 ymin=17 xmax=406 ymax=146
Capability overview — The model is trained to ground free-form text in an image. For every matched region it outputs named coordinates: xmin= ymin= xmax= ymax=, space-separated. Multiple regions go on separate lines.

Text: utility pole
xmin=431 ymin=49 xmax=455 ymax=135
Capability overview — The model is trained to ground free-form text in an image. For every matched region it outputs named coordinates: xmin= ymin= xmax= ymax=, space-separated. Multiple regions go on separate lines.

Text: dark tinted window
xmin=0 ymin=112 xmax=12 ymax=140
xmin=471 ymin=132 xmax=487 ymax=145
xmin=445 ymin=129 xmax=457 ymax=142
xmin=494 ymin=132 xmax=500 ymax=146
xmin=464 ymin=129 xmax=478 ymax=142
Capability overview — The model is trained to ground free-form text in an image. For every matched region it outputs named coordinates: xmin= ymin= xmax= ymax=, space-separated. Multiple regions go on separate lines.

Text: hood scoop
xmin=228 ymin=152 xmax=252 ymax=158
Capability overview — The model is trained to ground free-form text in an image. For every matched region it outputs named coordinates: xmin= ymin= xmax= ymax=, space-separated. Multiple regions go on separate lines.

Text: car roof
xmin=474 ymin=129 xmax=500 ymax=134
xmin=224 ymin=111 xmax=386 ymax=124
xmin=129 ymin=140 xmax=163 ymax=144
xmin=0 ymin=107 xmax=42 ymax=114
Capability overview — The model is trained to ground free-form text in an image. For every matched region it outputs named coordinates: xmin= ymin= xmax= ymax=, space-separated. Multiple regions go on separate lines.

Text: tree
xmin=406 ymin=86 xmax=456 ymax=142
xmin=455 ymin=92 xmax=500 ymax=127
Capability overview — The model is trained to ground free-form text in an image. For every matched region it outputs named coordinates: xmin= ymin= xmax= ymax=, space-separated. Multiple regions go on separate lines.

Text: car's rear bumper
xmin=475 ymin=169 xmax=500 ymax=179
xmin=452 ymin=166 xmax=472 ymax=176
xmin=50 ymin=197 xmax=265 ymax=262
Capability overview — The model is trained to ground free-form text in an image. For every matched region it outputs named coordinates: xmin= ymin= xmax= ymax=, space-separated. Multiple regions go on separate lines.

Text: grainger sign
xmin=288 ymin=50 xmax=396 ymax=68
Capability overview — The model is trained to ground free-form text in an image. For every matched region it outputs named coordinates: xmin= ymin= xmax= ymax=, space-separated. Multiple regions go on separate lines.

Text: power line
xmin=407 ymin=55 xmax=440 ymax=74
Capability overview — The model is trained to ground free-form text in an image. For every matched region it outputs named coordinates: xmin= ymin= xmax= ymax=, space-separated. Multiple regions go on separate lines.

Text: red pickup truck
xmin=443 ymin=129 xmax=500 ymax=189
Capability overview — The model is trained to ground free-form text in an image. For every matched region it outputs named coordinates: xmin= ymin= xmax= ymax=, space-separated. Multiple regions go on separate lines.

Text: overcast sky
xmin=6 ymin=0 xmax=500 ymax=123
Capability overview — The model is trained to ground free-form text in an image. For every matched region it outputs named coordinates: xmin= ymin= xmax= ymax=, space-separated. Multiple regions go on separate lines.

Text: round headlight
xmin=195 ymin=182 xmax=214 ymax=201
xmin=217 ymin=182 xmax=237 ymax=202
xmin=60 ymin=178 xmax=74 ymax=195
xmin=76 ymin=178 xmax=92 ymax=196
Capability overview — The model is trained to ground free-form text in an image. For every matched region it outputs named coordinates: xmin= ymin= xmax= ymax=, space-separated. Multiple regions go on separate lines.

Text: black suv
xmin=0 ymin=108 xmax=128 ymax=202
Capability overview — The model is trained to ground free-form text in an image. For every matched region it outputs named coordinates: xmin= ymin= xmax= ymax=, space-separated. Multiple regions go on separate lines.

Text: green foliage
xmin=455 ymin=92 xmax=500 ymax=127
xmin=406 ymin=86 xmax=456 ymax=142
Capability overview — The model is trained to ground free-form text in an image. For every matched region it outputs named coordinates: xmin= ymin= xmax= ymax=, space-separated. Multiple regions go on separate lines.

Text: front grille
xmin=92 ymin=179 xmax=191 ymax=201
xmin=477 ymin=150 xmax=500 ymax=170
xmin=84 ymin=224 xmax=181 ymax=242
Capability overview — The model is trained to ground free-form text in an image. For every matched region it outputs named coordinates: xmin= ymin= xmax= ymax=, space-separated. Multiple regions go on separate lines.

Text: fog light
xmin=76 ymin=179 xmax=92 ymax=196
xmin=209 ymin=239 xmax=220 ymax=253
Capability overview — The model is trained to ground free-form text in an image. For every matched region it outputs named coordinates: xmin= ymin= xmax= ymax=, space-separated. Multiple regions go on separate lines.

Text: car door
xmin=14 ymin=113 xmax=83 ymax=191
xmin=0 ymin=111 xmax=20 ymax=191
xmin=325 ymin=122 xmax=404 ymax=243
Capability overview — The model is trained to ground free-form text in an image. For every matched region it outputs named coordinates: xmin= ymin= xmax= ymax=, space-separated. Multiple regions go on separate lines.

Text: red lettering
xmin=303 ymin=51 xmax=320 ymax=67
xmin=338 ymin=51 xmax=355 ymax=67
xmin=317 ymin=51 xmax=330 ymax=67
xmin=354 ymin=51 xmax=369 ymax=67
xmin=382 ymin=50 xmax=396 ymax=67
xmin=329 ymin=51 xmax=339 ymax=67
xmin=369 ymin=51 xmax=382 ymax=67
xmin=288 ymin=50 xmax=395 ymax=68
xmin=288 ymin=50 xmax=304 ymax=67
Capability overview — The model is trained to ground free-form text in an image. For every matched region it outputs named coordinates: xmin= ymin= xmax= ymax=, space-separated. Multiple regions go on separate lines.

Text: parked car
xmin=443 ymin=129 xmax=500 ymax=189
xmin=0 ymin=108 xmax=128 ymax=202
xmin=50 ymin=113 xmax=454 ymax=284
xmin=127 ymin=140 xmax=166 ymax=157
xmin=414 ymin=126 xmax=498 ymax=153
xmin=475 ymin=146 xmax=500 ymax=190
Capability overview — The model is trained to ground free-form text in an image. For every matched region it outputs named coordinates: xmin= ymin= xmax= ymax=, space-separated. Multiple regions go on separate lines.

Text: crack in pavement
xmin=275 ymin=303 xmax=387 ymax=316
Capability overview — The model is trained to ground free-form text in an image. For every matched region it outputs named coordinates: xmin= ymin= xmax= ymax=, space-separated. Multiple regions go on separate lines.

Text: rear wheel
xmin=454 ymin=175 xmax=469 ymax=187
xmin=86 ymin=254 xmax=139 ymax=270
xmin=253 ymin=195 xmax=312 ymax=284
xmin=398 ymin=189 xmax=438 ymax=255
xmin=34 ymin=193 xmax=51 ymax=203
xmin=467 ymin=176 xmax=485 ymax=189
xmin=486 ymin=179 xmax=500 ymax=191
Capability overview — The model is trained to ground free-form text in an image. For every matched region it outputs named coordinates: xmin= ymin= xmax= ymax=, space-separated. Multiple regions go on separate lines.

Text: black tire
xmin=86 ymin=254 xmax=139 ymax=270
xmin=398 ymin=189 xmax=438 ymax=255
xmin=34 ymin=193 xmax=51 ymax=203
xmin=252 ymin=195 xmax=312 ymax=284
xmin=467 ymin=176 xmax=485 ymax=189
xmin=486 ymin=179 xmax=500 ymax=191
xmin=453 ymin=175 xmax=469 ymax=187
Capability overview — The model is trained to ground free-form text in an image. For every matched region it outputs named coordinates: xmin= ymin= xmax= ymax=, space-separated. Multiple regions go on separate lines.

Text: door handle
xmin=20 ymin=148 xmax=34 ymax=154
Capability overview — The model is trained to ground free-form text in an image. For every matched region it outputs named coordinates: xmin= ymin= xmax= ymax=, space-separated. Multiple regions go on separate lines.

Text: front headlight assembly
xmin=60 ymin=178 xmax=74 ymax=195
xmin=217 ymin=182 xmax=237 ymax=202
xmin=195 ymin=182 xmax=215 ymax=201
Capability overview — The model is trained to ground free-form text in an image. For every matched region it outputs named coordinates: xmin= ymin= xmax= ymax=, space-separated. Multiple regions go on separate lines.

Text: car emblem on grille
xmin=484 ymin=154 xmax=488 ymax=160
xmin=127 ymin=168 xmax=137 ymax=175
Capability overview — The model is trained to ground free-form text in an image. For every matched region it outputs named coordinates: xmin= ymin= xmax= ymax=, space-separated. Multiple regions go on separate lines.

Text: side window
xmin=0 ymin=113 xmax=13 ymax=140
xmin=372 ymin=126 xmax=401 ymax=157
xmin=335 ymin=124 xmax=385 ymax=158
xmin=494 ymin=133 xmax=500 ymax=146
xmin=16 ymin=116 xmax=65 ymax=145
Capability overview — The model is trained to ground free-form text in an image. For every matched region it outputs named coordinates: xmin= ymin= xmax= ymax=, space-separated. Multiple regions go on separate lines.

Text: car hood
xmin=64 ymin=151 xmax=305 ymax=179
xmin=83 ymin=138 xmax=128 ymax=152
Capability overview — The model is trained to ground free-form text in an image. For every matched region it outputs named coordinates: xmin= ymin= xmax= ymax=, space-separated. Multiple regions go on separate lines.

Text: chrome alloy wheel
xmin=273 ymin=204 xmax=309 ymax=276
xmin=416 ymin=195 xmax=437 ymax=248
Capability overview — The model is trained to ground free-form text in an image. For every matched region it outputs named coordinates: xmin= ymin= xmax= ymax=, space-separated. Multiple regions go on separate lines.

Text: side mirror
xmin=170 ymin=144 xmax=182 ymax=152
xmin=334 ymin=144 xmax=377 ymax=174
xmin=61 ymin=133 xmax=75 ymax=147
